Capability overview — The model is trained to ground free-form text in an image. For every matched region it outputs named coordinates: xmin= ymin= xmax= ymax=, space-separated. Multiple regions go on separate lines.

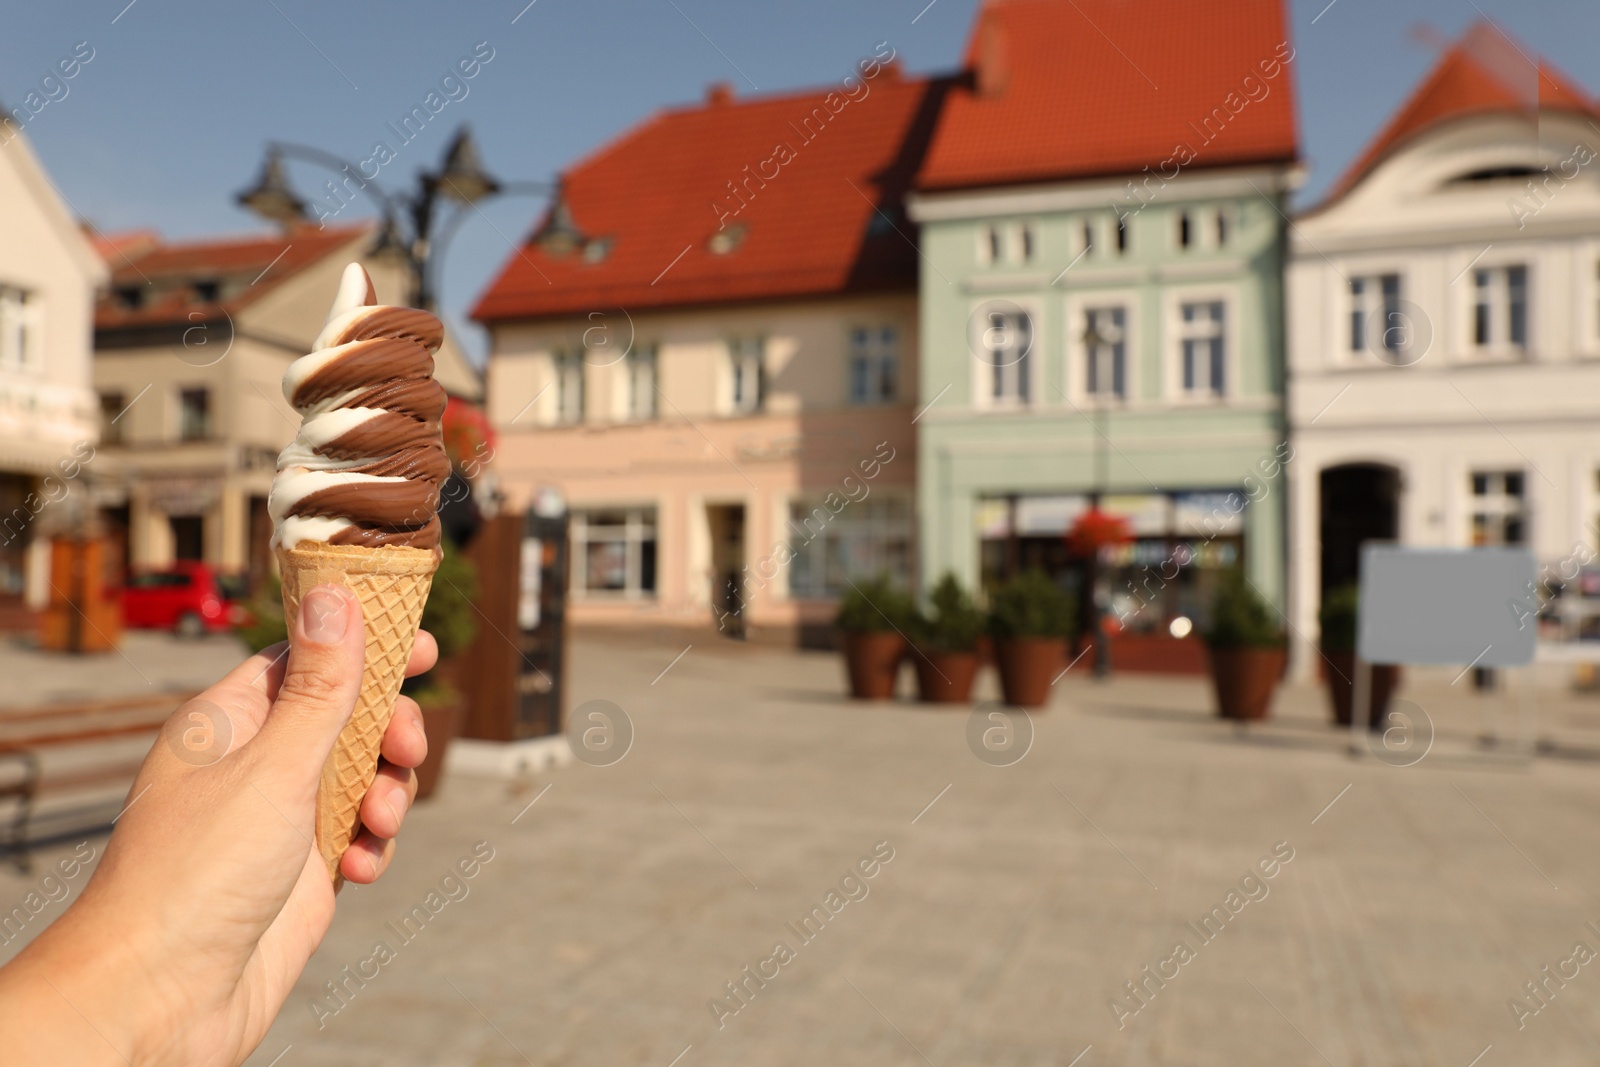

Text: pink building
xmin=473 ymin=61 xmax=945 ymax=644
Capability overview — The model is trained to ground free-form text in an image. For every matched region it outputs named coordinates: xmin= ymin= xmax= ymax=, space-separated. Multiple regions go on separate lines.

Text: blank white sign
xmin=1357 ymin=545 xmax=1537 ymax=667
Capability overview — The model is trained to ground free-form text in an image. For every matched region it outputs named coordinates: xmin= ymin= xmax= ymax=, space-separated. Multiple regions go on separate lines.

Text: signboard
xmin=1357 ymin=545 xmax=1537 ymax=667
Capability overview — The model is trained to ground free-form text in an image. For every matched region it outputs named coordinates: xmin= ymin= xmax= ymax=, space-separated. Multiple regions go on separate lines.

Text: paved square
xmin=7 ymin=635 xmax=1600 ymax=1065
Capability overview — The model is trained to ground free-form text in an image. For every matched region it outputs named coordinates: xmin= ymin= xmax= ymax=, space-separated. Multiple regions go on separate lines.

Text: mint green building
xmin=905 ymin=0 xmax=1301 ymax=650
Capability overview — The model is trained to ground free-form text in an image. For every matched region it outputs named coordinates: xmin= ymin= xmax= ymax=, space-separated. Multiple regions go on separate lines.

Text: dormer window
xmin=708 ymin=224 xmax=746 ymax=255
xmin=1451 ymin=165 xmax=1542 ymax=185
xmin=115 ymin=286 xmax=143 ymax=310
xmin=193 ymin=279 xmax=220 ymax=303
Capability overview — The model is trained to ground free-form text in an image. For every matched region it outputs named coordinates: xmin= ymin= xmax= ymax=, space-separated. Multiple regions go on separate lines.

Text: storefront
xmin=977 ymin=489 xmax=1252 ymax=673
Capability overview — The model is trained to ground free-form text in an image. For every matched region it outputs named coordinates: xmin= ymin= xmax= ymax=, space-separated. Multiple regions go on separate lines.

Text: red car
xmin=121 ymin=563 xmax=249 ymax=637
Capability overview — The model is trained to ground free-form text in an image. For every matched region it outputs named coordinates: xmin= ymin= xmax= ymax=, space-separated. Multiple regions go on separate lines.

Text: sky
xmin=4 ymin=0 xmax=1599 ymax=364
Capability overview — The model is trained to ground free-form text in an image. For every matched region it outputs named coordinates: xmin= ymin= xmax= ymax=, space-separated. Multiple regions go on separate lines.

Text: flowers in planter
xmin=1064 ymin=507 xmax=1132 ymax=560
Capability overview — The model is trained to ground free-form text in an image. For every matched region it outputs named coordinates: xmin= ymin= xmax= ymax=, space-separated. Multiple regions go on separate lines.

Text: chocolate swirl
xmin=269 ymin=263 xmax=449 ymax=551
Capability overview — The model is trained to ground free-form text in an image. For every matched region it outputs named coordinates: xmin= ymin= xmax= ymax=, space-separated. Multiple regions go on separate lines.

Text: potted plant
xmin=988 ymin=570 xmax=1075 ymax=708
xmin=910 ymin=572 xmax=986 ymax=704
xmin=1202 ymin=573 xmax=1286 ymax=721
xmin=407 ymin=542 xmax=479 ymax=799
xmin=1318 ymin=585 xmax=1400 ymax=729
xmin=835 ymin=575 xmax=914 ymax=700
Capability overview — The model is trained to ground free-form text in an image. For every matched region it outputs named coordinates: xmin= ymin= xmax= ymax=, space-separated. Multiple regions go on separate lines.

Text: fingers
xmin=380 ymin=697 xmax=428 ymax=768
xmin=406 ymin=630 xmax=438 ymax=678
xmin=340 ymin=832 xmax=397 ymax=884
xmin=252 ymin=585 xmax=365 ymax=783
xmin=357 ymin=761 xmax=417 ymax=840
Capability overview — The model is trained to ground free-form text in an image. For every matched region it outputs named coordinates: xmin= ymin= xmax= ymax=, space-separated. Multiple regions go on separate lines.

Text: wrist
xmin=0 ymin=897 xmax=170 ymax=1066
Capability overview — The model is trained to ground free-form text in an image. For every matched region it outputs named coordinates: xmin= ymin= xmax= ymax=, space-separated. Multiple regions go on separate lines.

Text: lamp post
xmin=1082 ymin=315 xmax=1113 ymax=679
xmin=236 ymin=126 xmax=576 ymax=311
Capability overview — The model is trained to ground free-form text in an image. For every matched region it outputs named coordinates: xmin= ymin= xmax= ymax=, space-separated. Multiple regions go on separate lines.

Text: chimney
xmin=976 ymin=13 xmax=1009 ymax=97
xmin=706 ymin=82 xmax=734 ymax=106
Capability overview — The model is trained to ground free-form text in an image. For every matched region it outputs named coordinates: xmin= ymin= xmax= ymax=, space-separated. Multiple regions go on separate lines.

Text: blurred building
xmin=907 ymin=0 xmax=1300 ymax=669
xmin=1287 ymin=22 xmax=1600 ymax=673
xmin=0 ymin=126 xmax=107 ymax=622
xmin=474 ymin=67 xmax=944 ymax=643
xmin=92 ymin=225 xmax=480 ymax=586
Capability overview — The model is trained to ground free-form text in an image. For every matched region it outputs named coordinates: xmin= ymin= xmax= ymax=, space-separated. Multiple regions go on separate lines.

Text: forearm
xmin=0 ymin=906 xmax=159 ymax=1066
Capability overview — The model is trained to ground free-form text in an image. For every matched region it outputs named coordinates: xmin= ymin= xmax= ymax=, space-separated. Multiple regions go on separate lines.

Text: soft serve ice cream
xmin=269 ymin=263 xmax=450 ymax=553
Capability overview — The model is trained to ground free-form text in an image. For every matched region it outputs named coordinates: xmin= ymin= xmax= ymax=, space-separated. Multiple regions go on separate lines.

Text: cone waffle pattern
xmin=276 ymin=541 xmax=438 ymax=884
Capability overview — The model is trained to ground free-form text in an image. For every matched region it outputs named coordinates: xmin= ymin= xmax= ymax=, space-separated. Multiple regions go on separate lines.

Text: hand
xmin=0 ymin=584 xmax=436 ymax=1066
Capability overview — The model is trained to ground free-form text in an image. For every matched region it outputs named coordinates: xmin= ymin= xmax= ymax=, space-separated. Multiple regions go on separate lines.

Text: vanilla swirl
xmin=269 ymin=263 xmax=449 ymax=551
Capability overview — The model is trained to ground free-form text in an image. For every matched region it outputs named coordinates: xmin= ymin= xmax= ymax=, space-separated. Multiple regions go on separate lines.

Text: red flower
xmin=1065 ymin=507 xmax=1132 ymax=558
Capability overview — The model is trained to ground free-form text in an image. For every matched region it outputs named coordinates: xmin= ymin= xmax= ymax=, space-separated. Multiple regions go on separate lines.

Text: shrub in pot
xmin=988 ymin=570 xmax=1075 ymax=708
xmin=910 ymin=572 xmax=986 ymax=704
xmin=405 ymin=542 xmax=478 ymax=799
xmin=1202 ymin=573 xmax=1286 ymax=721
xmin=1317 ymin=585 xmax=1400 ymax=729
xmin=835 ymin=575 xmax=914 ymax=700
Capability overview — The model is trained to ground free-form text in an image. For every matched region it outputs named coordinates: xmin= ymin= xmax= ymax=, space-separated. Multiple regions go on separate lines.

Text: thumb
xmin=254 ymin=583 xmax=366 ymax=785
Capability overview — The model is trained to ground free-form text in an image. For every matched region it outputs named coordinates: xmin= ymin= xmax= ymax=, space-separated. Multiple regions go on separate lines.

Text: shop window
xmin=573 ymin=507 xmax=657 ymax=597
xmin=788 ymin=495 xmax=911 ymax=598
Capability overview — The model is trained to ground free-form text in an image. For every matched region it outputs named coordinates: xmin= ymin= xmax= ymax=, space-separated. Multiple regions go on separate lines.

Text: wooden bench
xmin=0 ymin=693 xmax=195 ymax=872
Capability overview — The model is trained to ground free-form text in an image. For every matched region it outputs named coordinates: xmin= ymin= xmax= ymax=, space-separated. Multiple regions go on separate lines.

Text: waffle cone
xmin=275 ymin=540 xmax=440 ymax=886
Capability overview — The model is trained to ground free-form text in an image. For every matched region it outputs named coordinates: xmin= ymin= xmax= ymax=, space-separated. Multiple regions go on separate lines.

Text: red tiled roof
xmin=1319 ymin=22 xmax=1597 ymax=206
xmin=916 ymin=0 xmax=1299 ymax=192
xmin=95 ymin=223 xmax=370 ymax=332
xmin=471 ymin=70 xmax=950 ymax=323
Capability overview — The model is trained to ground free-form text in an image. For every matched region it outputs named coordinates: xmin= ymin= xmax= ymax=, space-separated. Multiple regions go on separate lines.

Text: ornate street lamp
xmin=236 ymin=125 xmax=576 ymax=310
xmin=1081 ymin=316 xmax=1114 ymax=678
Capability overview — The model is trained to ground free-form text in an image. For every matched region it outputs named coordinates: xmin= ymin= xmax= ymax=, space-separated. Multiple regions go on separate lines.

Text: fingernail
xmin=302 ymin=588 xmax=350 ymax=645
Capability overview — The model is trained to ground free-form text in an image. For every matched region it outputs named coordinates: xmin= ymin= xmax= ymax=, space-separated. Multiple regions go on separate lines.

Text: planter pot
xmin=913 ymin=649 xmax=981 ymax=704
xmin=841 ymin=631 xmax=906 ymax=700
xmin=1322 ymin=649 xmax=1401 ymax=729
xmin=1206 ymin=646 xmax=1287 ymax=721
xmin=414 ymin=701 xmax=463 ymax=801
xmin=994 ymin=636 xmax=1067 ymax=708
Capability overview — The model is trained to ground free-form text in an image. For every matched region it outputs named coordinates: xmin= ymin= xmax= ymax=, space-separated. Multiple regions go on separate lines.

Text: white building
xmin=1287 ymin=23 xmax=1600 ymax=673
xmin=0 ymin=122 xmax=107 ymax=620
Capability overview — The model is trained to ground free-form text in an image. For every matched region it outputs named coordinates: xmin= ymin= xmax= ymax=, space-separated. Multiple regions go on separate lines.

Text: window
xmin=1081 ymin=220 xmax=1094 ymax=256
xmin=573 ymin=507 xmax=657 ymax=597
xmin=626 ymin=346 xmax=657 ymax=420
xmin=1350 ymin=274 xmax=1402 ymax=354
xmin=728 ymin=337 xmax=764 ymax=414
xmin=1084 ymin=307 xmax=1127 ymax=400
xmin=1474 ymin=265 xmax=1528 ymax=350
xmin=179 ymin=388 xmax=210 ymax=441
xmin=193 ymin=279 xmax=220 ymax=303
xmin=978 ymin=222 xmax=1033 ymax=265
xmin=1215 ymin=210 xmax=1229 ymax=247
xmin=1116 ymin=216 xmax=1128 ymax=254
xmin=555 ymin=352 xmax=584 ymax=424
xmin=0 ymin=286 xmax=37 ymax=373
xmin=980 ymin=308 xmax=1033 ymax=405
xmin=1178 ymin=212 xmax=1192 ymax=249
xmin=100 ymin=392 xmax=125 ymax=445
xmin=1179 ymin=302 xmax=1225 ymax=397
xmin=788 ymin=494 xmax=912 ymax=597
xmin=1471 ymin=471 xmax=1525 ymax=545
xmin=848 ymin=326 xmax=898 ymax=405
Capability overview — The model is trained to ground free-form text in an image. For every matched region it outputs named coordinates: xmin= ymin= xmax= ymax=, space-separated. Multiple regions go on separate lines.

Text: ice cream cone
xmin=276 ymin=540 xmax=440 ymax=886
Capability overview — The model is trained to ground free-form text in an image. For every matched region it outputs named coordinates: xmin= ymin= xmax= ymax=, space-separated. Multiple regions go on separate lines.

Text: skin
xmin=0 ymin=584 xmax=432 ymax=1065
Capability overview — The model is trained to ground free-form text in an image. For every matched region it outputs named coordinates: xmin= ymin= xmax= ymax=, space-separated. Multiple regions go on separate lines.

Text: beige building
xmin=0 ymin=125 xmax=107 ymax=620
xmin=92 ymin=225 xmax=480 ymax=584
xmin=474 ymin=67 xmax=942 ymax=643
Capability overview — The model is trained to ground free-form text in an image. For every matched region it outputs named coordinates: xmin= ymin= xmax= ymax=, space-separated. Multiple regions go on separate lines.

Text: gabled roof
xmin=471 ymin=69 xmax=951 ymax=323
xmin=94 ymin=224 xmax=370 ymax=333
xmin=1319 ymin=21 xmax=1598 ymax=207
xmin=915 ymin=0 xmax=1299 ymax=192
